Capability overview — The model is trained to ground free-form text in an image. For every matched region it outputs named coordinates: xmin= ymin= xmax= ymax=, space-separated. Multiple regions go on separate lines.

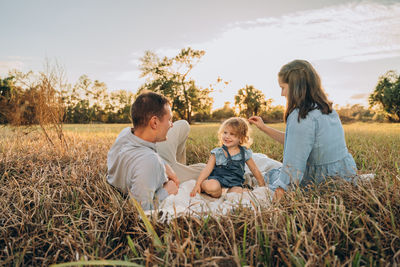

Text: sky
xmin=1 ymin=0 xmax=399 ymax=109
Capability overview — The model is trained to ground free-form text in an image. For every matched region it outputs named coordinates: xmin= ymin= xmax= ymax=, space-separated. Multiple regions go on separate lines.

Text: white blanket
xmin=144 ymin=153 xmax=375 ymax=222
xmin=145 ymin=153 xmax=282 ymax=222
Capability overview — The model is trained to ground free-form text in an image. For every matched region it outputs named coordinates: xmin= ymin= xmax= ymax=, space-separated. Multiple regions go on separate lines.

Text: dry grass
xmin=0 ymin=122 xmax=399 ymax=266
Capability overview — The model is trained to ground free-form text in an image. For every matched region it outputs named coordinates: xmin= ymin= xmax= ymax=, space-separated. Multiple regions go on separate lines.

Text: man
xmin=107 ymin=91 xmax=204 ymax=210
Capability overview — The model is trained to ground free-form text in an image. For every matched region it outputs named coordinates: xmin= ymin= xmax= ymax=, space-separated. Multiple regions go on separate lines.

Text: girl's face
xmin=278 ymin=77 xmax=289 ymax=99
xmin=221 ymin=126 xmax=240 ymax=149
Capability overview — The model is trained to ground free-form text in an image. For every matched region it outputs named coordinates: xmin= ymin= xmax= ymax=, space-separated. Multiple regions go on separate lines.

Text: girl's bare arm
xmin=190 ymin=155 xmax=216 ymax=196
xmin=246 ymin=157 xmax=266 ymax=186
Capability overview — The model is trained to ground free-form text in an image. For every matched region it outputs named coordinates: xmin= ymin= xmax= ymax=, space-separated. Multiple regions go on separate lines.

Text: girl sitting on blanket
xmin=190 ymin=117 xmax=266 ymax=198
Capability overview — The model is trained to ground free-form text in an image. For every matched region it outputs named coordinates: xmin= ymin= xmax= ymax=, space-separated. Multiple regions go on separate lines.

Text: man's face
xmin=155 ymin=104 xmax=173 ymax=142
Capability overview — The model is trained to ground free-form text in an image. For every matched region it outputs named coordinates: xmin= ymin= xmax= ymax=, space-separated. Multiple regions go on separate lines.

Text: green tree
xmin=336 ymin=104 xmax=374 ymax=122
xmin=64 ymin=75 xmax=113 ymax=123
xmin=0 ymin=76 xmax=19 ymax=124
xmin=107 ymin=90 xmax=135 ymax=123
xmin=139 ymin=47 xmax=213 ymax=124
xmin=212 ymin=101 xmax=236 ymax=120
xmin=235 ymin=85 xmax=271 ymax=117
xmin=369 ymin=70 xmax=400 ymax=122
xmin=260 ymin=105 xmax=285 ymax=123
xmin=90 ymin=80 xmax=108 ymax=122
xmin=0 ymin=73 xmax=38 ymax=125
xmin=1 ymin=66 xmax=68 ymax=147
xmin=61 ymin=74 xmax=134 ymax=124
xmin=64 ymin=75 xmax=92 ymax=123
xmin=2 ymin=70 xmax=134 ymax=125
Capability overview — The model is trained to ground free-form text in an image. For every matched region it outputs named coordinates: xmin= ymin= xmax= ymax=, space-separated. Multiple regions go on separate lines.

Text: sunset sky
xmin=1 ymin=0 xmax=399 ymax=109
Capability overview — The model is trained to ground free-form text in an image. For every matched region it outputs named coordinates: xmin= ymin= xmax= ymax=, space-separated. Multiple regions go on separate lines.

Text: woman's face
xmin=278 ymin=77 xmax=289 ymax=99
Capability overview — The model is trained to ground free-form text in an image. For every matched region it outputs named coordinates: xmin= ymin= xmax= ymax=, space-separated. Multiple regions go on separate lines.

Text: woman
xmin=249 ymin=59 xmax=357 ymax=200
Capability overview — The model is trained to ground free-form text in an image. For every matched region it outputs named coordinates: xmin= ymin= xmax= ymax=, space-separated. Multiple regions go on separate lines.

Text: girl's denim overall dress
xmin=208 ymin=145 xmax=246 ymax=188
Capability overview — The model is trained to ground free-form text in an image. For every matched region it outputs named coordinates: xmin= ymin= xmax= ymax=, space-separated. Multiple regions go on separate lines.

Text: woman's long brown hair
xmin=279 ymin=60 xmax=332 ymax=122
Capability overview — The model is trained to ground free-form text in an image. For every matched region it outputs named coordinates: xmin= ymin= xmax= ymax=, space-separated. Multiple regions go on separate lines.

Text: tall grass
xmin=0 ymin=122 xmax=399 ymax=266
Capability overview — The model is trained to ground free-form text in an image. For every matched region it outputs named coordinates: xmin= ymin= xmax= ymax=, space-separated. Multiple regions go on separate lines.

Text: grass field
xmin=0 ymin=122 xmax=399 ymax=266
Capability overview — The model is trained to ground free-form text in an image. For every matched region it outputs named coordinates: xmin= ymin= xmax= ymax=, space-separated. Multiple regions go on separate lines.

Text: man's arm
xmin=164 ymin=162 xmax=179 ymax=186
xmin=129 ymin=155 xmax=175 ymax=210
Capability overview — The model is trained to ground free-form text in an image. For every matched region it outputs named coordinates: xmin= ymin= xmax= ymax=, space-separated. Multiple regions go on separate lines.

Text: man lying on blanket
xmin=107 ymin=91 xmax=205 ymax=210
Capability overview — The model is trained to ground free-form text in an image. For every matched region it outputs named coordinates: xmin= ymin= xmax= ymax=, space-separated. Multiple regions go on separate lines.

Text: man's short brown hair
xmin=130 ymin=91 xmax=170 ymax=128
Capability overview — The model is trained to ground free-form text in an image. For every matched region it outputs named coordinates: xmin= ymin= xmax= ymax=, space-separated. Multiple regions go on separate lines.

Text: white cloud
xmin=350 ymin=93 xmax=369 ymax=100
xmin=208 ymin=2 xmax=400 ymax=62
xmin=115 ymin=70 xmax=142 ymax=82
xmin=155 ymin=47 xmax=181 ymax=58
xmin=129 ymin=58 xmax=141 ymax=67
xmin=129 ymin=51 xmax=144 ymax=67
xmin=187 ymin=1 xmax=400 ymax=108
xmin=340 ymin=50 xmax=400 ymax=63
xmin=122 ymin=2 xmax=400 ymax=108
xmin=104 ymin=70 xmax=144 ymax=92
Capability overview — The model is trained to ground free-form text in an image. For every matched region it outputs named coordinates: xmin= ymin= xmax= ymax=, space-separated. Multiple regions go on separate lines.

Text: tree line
xmin=0 ymin=72 xmax=282 ymax=125
xmin=1 ymin=47 xmax=399 ymax=126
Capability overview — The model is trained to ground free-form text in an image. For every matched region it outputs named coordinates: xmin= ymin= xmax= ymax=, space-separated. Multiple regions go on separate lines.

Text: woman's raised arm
xmin=248 ymin=116 xmax=285 ymax=145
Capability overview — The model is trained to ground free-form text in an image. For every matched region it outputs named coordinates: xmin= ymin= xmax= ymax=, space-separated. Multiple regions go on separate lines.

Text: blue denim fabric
xmin=265 ymin=109 xmax=357 ymax=192
xmin=208 ymin=145 xmax=246 ymax=188
xmin=211 ymin=146 xmax=252 ymax=166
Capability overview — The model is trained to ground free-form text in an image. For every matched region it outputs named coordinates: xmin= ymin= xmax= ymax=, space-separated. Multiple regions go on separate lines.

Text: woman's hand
xmin=258 ymin=179 xmax=266 ymax=187
xmin=273 ymin=188 xmax=285 ymax=202
xmin=190 ymin=184 xmax=201 ymax=197
xmin=248 ymin=116 xmax=285 ymax=144
xmin=248 ymin=116 xmax=265 ymax=129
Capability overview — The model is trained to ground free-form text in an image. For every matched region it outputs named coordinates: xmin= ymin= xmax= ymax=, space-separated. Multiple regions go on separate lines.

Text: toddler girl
xmin=190 ymin=117 xmax=265 ymax=198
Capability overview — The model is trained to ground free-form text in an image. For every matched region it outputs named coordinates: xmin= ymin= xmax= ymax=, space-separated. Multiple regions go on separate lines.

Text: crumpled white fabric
xmin=145 ymin=153 xmax=282 ymax=222
xmin=143 ymin=153 xmax=376 ymax=222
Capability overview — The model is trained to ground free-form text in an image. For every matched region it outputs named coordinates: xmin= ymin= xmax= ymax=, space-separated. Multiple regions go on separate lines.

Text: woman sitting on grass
xmin=249 ymin=59 xmax=358 ymax=200
xmin=190 ymin=117 xmax=265 ymax=198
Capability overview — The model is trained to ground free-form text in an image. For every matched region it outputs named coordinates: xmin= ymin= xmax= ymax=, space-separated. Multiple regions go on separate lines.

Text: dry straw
xmin=0 ymin=123 xmax=399 ymax=266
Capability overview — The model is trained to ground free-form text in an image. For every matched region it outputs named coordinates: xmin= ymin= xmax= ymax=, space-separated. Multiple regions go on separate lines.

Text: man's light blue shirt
xmin=107 ymin=127 xmax=169 ymax=210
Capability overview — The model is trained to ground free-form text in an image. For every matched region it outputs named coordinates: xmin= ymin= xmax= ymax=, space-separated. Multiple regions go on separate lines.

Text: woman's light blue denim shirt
xmin=265 ymin=108 xmax=357 ymax=191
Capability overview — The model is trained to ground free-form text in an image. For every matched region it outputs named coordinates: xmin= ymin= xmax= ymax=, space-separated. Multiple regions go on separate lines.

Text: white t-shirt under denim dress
xmin=266 ymin=108 xmax=357 ymax=192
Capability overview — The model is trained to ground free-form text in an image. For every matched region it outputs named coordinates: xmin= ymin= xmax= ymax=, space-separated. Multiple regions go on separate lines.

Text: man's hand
xmin=165 ymin=163 xmax=179 ymax=187
xmin=163 ymin=180 xmax=178 ymax=195
xmin=273 ymin=188 xmax=285 ymax=202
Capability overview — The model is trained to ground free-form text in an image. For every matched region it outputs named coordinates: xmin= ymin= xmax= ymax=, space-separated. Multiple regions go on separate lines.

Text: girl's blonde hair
xmin=218 ymin=117 xmax=253 ymax=148
xmin=279 ymin=59 xmax=332 ymax=122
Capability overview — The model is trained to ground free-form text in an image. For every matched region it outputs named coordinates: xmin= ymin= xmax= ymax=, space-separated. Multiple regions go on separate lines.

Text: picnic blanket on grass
xmin=145 ymin=153 xmax=282 ymax=222
xmin=144 ymin=153 xmax=375 ymax=222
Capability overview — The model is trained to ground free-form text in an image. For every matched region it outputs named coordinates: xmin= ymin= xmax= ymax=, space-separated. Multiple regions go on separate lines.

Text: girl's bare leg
xmin=201 ymin=180 xmax=222 ymax=198
xmin=227 ymin=186 xmax=243 ymax=194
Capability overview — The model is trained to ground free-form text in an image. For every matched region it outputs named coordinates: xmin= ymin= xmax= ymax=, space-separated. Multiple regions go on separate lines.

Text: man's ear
xmin=149 ymin=116 xmax=158 ymax=130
